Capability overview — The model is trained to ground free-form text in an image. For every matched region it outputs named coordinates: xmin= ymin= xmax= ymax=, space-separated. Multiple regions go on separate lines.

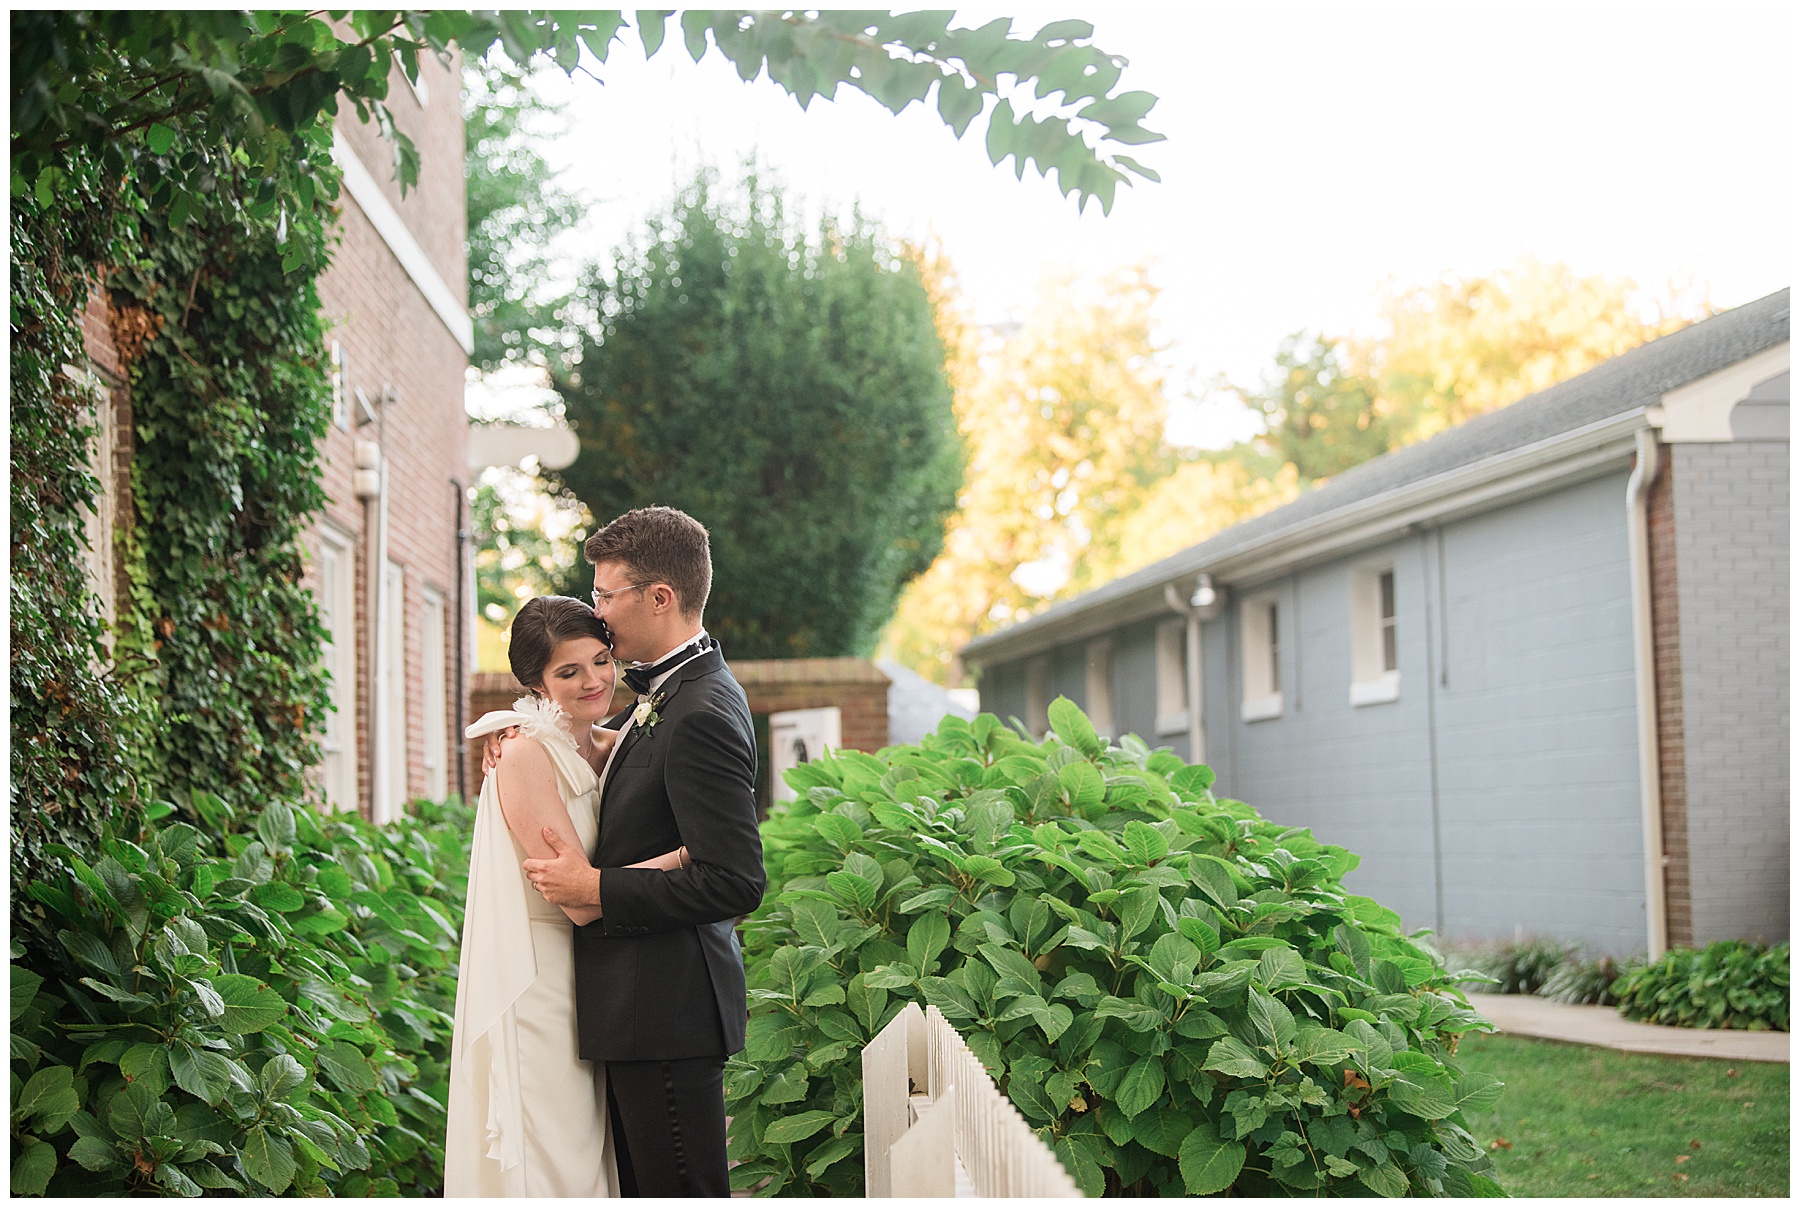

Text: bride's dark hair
xmin=508 ymin=596 xmax=611 ymax=691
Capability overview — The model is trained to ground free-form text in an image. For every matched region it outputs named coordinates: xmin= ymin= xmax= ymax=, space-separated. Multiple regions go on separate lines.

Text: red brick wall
xmin=1646 ymin=441 xmax=1692 ymax=948
xmin=308 ymin=47 xmax=470 ymax=813
xmin=732 ymin=659 xmax=891 ymax=753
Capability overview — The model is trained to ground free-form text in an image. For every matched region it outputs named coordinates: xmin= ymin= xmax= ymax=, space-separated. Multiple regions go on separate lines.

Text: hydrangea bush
xmin=724 ymin=700 xmax=1505 ymax=1196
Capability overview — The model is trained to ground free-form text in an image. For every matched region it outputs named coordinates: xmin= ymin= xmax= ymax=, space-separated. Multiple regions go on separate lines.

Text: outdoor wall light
xmin=1190 ymin=574 xmax=1216 ymax=610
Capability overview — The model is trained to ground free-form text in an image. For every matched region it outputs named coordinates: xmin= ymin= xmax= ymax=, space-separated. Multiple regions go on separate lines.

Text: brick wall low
xmin=1646 ymin=443 xmax=1692 ymax=947
xmin=465 ymin=659 xmax=893 ymax=795
xmin=730 ymin=658 xmax=891 ymax=752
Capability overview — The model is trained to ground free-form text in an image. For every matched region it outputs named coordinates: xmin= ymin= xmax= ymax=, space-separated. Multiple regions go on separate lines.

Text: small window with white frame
xmin=1154 ymin=619 xmax=1188 ymax=735
xmin=316 ymin=523 xmax=358 ymax=811
xmin=1024 ymin=655 xmax=1051 ymax=739
xmin=1240 ymin=593 xmax=1282 ymax=721
xmin=1349 ymin=565 xmax=1401 ymax=706
xmin=420 ymin=585 xmax=448 ymax=802
xmin=330 ymin=342 xmax=349 ymax=431
xmin=1084 ymin=639 xmax=1114 ymax=736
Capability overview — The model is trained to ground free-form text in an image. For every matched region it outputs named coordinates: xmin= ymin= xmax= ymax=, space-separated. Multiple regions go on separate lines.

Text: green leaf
xmin=759 ymin=1065 xmax=809 ymax=1105
xmin=252 ymin=881 xmax=305 ymax=912
xmin=803 ymin=1133 xmax=859 ymax=1179
xmin=1122 ymin=820 xmax=1170 ymax=865
xmin=1047 ymin=696 xmax=1103 ymax=757
xmin=1179 ymin=1122 xmax=1246 ymax=1194
xmin=169 ymin=1043 xmax=236 ymax=1106
xmin=11 ymin=1136 xmax=56 ymax=1194
xmin=762 ymin=1109 xmax=836 ymax=1145
xmin=213 ymin=973 xmax=287 ymax=1033
xmin=1202 ymin=1036 xmax=1268 ymax=1079
xmin=68 ymin=1134 xmax=121 ymax=1173
xmin=314 ymin=1040 xmax=376 ymax=1093
xmin=907 ymin=912 xmax=951 ymax=975
xmin=813 ymin=813 xmax=862 ymax=851
xmin=1454 ymin=1070 xmax=1504 ymax=1113
xmin=241 ymin=1124 xmax=298 ymax=1193
xmin=15 ymin=1064 xmax=76 ymax=1121
xmin=1114 ymin=1055 xmax=1166 ymax=1118
xmin=1134 ymin=1106 xmax=1194 ymax=1158
xmin=12 ymin=965 xmax=44 ymax=1020
xmin=825 ymin=871 xmax=878 ymax=912
xmin=1359 ymin=1161 xmax=1409 ymax=1197
xmin=1057 ymin=761 xmax=1105 ymax=812
xmin=259 ymin=1053 xmax=307 ymax=1099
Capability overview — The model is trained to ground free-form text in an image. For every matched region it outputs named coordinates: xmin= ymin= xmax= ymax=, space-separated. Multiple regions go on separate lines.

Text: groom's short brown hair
xmin=583 ymin=506 xmax=712 ymax=620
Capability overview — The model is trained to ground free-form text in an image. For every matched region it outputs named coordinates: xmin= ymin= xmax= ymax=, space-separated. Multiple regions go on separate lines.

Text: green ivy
xmin=1612 ymin=941 xmax=1789 ymax=1032
xmin=727 ymin=699 xmax=1506 ymax=1197
xmin=9 ymin=795 xmax=472 ymax=1197
xmin=9 ymin=206 xmax=148 ymax=879
xmin=106 ymin=209 xmax=335 ymax=811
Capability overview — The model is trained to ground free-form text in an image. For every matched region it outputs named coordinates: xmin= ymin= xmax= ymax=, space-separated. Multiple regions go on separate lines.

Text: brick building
xmin=308 ymin=51 xmax=473 ymax=820
xmin=967 ymin=292 xmax=1789 ymax=958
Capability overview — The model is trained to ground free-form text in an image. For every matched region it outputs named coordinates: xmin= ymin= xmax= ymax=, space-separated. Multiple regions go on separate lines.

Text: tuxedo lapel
xmin=599 ymin=648 xmax=725 ymax=813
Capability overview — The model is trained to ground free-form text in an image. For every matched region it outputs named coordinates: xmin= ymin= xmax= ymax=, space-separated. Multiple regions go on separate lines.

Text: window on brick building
xmin=421 ymin=586 xmax=448 ymax=801
xmin=317 ymin=523 xmax=358 ymax=811
xmin=378 ymin=559 xmax=408 ymax=823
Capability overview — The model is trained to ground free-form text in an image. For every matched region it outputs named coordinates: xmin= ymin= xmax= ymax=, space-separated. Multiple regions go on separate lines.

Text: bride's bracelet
xmin=677 ymin=846 xmax=690 ymax=870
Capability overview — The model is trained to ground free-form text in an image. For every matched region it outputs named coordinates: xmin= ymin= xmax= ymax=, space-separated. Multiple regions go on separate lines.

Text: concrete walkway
xmin=1466 ymin=992 xmax=1788 ymax=1063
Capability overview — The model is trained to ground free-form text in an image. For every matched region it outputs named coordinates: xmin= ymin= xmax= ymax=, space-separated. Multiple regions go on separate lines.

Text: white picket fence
xmin=862 ymin=1002 xmax=1083 ymax=1198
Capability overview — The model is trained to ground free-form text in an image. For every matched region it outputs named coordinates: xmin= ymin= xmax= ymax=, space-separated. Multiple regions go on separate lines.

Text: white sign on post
xmin=769 ymin=706 xmax=842 ymax=803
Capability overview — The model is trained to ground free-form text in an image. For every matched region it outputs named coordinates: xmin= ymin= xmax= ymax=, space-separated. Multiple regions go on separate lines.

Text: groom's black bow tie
xmin=622 ymin=635 xmax=717 ymax=696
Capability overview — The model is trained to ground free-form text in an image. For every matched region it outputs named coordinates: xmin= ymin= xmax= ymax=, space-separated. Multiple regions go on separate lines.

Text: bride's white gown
xmin=445 ymin=697 xmax=618 ymax=1197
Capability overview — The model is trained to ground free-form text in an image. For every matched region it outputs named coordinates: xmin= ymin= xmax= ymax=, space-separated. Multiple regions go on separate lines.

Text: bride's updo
xmin=508 ymin=596 xmax=611 ymax=692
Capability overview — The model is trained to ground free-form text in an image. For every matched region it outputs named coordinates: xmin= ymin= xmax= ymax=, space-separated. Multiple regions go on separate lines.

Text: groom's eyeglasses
xmin=591 ymin=583 xmax=652 ymax=609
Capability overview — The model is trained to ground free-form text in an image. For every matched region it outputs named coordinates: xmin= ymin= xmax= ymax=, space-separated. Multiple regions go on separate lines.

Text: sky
xmin=483 ymin=1 xmax=1793 ymax=447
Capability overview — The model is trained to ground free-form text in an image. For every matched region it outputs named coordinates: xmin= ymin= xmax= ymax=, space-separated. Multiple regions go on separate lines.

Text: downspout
xmin=1163 ymin=577 xmax=1212 ymax=765
xmin=1625 ymin=426 xmax=1668 ymax=960
xmin=353 ymin=432 xmax=383 ymax=821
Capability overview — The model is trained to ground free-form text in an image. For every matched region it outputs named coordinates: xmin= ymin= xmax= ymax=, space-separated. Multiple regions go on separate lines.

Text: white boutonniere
xmin=633 ymin=690 xmax=665 ymax=732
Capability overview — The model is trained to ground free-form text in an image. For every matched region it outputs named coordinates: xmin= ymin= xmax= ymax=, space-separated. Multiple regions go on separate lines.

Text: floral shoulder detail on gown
xmin=505 ymin=694 xmax=581 ymax=753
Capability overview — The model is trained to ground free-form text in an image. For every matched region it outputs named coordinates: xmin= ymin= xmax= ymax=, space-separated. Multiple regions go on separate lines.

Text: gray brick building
xmin=963 ymin=291 xmax=1789 ymax=957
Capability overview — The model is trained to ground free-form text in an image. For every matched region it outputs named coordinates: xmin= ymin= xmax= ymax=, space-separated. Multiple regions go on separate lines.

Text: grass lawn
xmin=1456 ymin=1032 xmax=1789 ymax=1197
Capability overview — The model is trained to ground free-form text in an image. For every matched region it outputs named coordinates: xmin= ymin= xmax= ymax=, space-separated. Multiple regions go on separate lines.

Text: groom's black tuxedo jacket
xmin=573 ymin=646 xmax=766 ymax=1062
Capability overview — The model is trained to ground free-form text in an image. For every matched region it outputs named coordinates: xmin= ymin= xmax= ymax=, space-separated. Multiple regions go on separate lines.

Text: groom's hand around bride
xmin=523 ymin=828 xmax=603 ymax=909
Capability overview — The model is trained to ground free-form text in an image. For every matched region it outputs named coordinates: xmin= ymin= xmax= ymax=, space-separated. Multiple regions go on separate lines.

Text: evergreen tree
xmin=554 ymin=174 xmax=961 ymax=658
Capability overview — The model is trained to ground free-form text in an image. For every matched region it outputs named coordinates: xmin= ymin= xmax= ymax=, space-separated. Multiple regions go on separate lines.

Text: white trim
xmin=964 ymin=409 xmax=1646 ymax=667
xmin=1241 ymin=693 xmax=1283 ymax=723
xmin=330 ymin=128 xmax=474 ymax=355
xmin=1646 ymin=342 xmax=1788 ymax=442
xmin=1349 ymin=671 xmax=1400 ymax=707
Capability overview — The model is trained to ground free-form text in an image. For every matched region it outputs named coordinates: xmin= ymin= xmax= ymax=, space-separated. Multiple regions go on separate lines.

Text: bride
xmin=445 ymin=595 xmax=684 ymax=1196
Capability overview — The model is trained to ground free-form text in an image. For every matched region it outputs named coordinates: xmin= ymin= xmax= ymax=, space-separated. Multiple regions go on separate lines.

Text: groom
xmin=523 ymin=506 xmax=765 ymax=1197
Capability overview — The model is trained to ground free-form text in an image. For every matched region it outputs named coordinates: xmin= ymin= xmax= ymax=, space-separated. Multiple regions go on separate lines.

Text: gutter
xmin=1624 ymin=427 xmax=1669 ymax=959
xmin=966 ymin=408 xmax=1646 ymax=668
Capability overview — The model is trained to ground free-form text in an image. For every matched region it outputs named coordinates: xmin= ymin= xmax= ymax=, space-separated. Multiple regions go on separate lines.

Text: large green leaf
xmin=314 ymin=1040 xmax=376 ymax=1093
xmin=11 ymin=1136 xmax=57 ymax=1195
xmin=1047 ymin=696 xmax=1103 ymax=758
xmin=212 ymin=973 xmax=286 ymax=1034
xmin=762 ymin=1109 xmax=837 ymax=1145
xmin=1114 ymin=1055 xmax=1166 ymax=1118
xmin=1179 ymin=1123 xmax=1246 ymax=1194
xmin=241 ymin=1124 xmax=298 ymax=1193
